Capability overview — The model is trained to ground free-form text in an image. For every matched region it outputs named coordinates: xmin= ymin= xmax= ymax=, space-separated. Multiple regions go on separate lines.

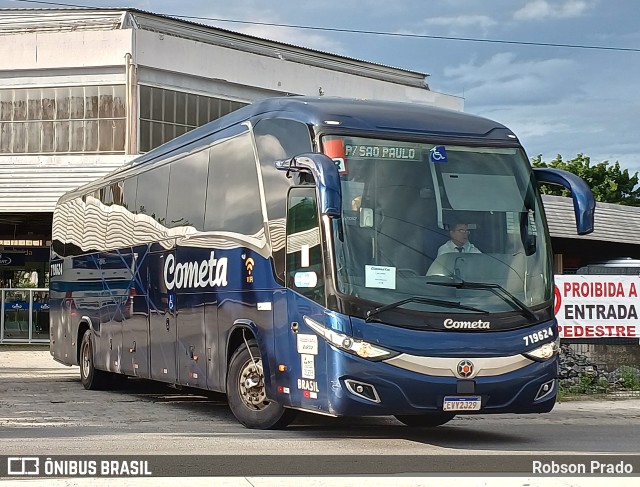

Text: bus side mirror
xmin=276 ymin=153 xmax=342 ymax=217
xmin=532 ymin=168 xmax=595 ymax=235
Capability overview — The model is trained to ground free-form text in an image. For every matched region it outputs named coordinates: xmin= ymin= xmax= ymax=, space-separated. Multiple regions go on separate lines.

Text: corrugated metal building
xmin=0 ymin=7 xmax=462 ymax=285
xmin=543 ymin=196 xmax=640 ymax=273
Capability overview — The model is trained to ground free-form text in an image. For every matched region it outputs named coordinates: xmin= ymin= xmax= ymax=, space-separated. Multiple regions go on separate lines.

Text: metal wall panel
xmin=0 ymin=155 xmax=132 ymax=212
xmin=543 ymin=195 xmax=640 ymax=243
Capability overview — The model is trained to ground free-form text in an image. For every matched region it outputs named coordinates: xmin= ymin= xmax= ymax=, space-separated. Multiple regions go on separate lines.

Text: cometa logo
xmin=245 ymin=257 xmax=255 ymax=283
xmin=457 ymin=360 xmax=474 ymax=378
xmin=444 ymin=318 xmax=491 ymax=330
xmin=164 ymin=251 xmax=228 ymax=290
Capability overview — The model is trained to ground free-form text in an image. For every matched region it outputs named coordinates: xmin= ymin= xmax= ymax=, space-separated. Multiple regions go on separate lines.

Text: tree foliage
xmin=531 ymin=153 xmax=640 ymax=206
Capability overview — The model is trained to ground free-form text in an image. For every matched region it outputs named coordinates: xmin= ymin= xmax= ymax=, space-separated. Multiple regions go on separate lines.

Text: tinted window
xmin=83 ymin=193 xmax=107 ymax=252
xmin=204 ymin=131 xmax=263 ymax=235
xmin=254 ymin=118 xmax=312 ymax=221
xmin=122 ymin=177 xmax=138 ymax=213
xmin=54 ymin=199 xmax=83 ymax=257
xmin=166 ymin=149 xmax=209 ymax=230
xmin=136 ymin=165 xmax=170 ymax=225
xmin=99 ymin=185 xmax=113 ymax=206
xmin=110 ymin=181 xmax=124 ymax=206
xmin=286 ymin=187 xmax=324 ymax=304
xmin=51 ymin=204 xmax=67 ymax=257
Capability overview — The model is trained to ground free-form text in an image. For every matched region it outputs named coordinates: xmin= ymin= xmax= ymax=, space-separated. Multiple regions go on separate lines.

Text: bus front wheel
xmin=226 ymin=340 xmax=297 ymax=429
xmin=79 ymin=329 xmax=111 ymax=390
xmin=394 ymin=413 xmax=455 ymax=427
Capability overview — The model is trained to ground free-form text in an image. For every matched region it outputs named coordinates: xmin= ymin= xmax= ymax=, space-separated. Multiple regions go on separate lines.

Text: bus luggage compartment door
xmin=148 ymin=250 xmax=178 ymax=383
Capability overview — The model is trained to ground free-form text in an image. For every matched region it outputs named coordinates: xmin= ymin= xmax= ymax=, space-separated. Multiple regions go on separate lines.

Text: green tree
xmin=531 ymin=153 xmax=640 ymax=205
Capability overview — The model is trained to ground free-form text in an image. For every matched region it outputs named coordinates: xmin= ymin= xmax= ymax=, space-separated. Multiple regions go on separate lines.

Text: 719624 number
xmin=523 ymin=327 xmax=554 ymax=346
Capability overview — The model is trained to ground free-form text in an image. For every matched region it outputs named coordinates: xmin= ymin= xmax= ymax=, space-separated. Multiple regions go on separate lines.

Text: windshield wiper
xmin=365 ymin=296 xmax=488 ymax=323
xmin=425 ymin=280 xmax=537 ymax=321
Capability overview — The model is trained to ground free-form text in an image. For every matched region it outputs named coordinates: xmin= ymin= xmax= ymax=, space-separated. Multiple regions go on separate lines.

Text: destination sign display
xmin=344 ymin=144 xmax=421 ymax=160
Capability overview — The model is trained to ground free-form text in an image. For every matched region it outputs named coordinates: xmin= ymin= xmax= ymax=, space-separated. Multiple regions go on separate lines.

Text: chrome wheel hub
xmin=81 ymin=342 xmax=90 ymax=379
xmin=238 ymin=358 xmax=267 ymax=410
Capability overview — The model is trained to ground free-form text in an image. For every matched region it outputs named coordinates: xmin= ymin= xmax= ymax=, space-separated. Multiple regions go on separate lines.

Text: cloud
xmin=436 ymin=49 xmax=640 ymax=172
xmin=227 ymin=23 xmax=347 ymax=55
xmin=442 ymin=52 xmax=579 ymax=105
xmin=465 ymin=89 xmax=640 ymax=173
xmin=173 ymin=2 xmax=347 ymax=56
xmin=422 ymin=15 xmax=498 ymax=31
xmin=513 ymin=0 xmax=591 ymax=21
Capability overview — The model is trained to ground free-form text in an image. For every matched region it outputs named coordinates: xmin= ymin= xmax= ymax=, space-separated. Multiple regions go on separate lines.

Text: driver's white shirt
xmin=437 ymin=240 xmax=481 ymax=256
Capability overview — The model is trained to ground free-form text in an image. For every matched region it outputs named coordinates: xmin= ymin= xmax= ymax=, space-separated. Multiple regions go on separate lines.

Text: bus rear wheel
xmin=79 ymin=329 xmax=111 ymax=390
xmin=394 ymin=413 xmax=455 ymax=427
xmin=226 ymin=341 xmax=297 ymax=429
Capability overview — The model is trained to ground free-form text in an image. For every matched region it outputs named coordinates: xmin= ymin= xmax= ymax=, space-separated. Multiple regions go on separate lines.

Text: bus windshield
xmin=326 ymin=135 xmax=552 ymax=322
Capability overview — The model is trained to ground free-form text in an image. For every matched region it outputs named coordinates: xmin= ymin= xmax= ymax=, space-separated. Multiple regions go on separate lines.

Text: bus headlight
xmin=303 ymin=316 xmax=397 ymax=360
xmin=523 ymin=337 xmax=560 ymax=361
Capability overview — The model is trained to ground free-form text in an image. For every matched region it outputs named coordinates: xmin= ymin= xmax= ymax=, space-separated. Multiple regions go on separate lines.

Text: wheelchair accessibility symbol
xmin=430 ymin=145 xmax=448 ymax=163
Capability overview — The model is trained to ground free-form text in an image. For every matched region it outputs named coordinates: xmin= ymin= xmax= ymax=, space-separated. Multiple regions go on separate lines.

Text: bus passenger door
xmin=148 ymin=249 xmax=178 ymax=384
xmin=283 ymin=187 xmax=329 ymax=412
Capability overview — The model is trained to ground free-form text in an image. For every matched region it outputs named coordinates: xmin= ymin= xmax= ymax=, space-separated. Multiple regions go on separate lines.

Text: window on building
xmin=139 ymin=85 xmax=247 ymax=152
xmin=0 ymin=86 xmax=126 ymax=154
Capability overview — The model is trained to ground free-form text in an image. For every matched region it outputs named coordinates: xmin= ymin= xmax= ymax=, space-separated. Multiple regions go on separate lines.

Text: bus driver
xmin=437 ymin=222 xmax=481 ymax=256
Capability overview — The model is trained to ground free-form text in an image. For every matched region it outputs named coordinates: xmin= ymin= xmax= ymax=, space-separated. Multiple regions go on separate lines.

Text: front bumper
xmin=326 ymin=348 xmax=557 ymax=416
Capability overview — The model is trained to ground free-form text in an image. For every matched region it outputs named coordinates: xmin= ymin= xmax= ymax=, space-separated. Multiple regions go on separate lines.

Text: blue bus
xmin=50 ymin=97 xmax=594 ymax=429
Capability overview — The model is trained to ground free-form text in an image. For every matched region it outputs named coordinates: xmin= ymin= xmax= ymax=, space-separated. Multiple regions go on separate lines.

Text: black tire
xmin=79 ymin=329 xmax=111 ymax=390
xmin=394 ymin=413 xmax=455 ymax=427
xmin=226 ymin=341 xmax=297 ymax=429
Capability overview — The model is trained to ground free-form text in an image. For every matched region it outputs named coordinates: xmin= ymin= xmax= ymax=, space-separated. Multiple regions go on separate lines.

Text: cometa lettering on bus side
xmin=443 ymin=319 xmax=490 ymax=330
xmin=164 ymin=251 xmax=228 ymax=290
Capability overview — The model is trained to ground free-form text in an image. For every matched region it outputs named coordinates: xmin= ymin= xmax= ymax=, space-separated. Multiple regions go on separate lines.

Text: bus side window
xmin=166 ymin=149 xmax=208 ymax=230
xmin=122 ymin=177 xmax=138 ymax=214
xmin=254 ymin=118 xmax=313 ymax=285
xmin=254 ymin=118 xmax=313 ymax=221
xmin=286 ymin=187 xmax=325 ymax=305
xmin=204 ymin=130 xmax=264 ymax=235
xmin=136 ymin=165 xmax=170 ymax=226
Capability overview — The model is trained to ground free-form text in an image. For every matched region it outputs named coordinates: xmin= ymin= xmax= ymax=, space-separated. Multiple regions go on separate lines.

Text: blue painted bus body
xmin=49 ymin=96 xmax=593 ymax=427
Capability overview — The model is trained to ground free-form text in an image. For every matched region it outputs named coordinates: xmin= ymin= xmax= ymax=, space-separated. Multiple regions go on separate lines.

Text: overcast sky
xmin=3 ymin=0 xmax=640 ymax=173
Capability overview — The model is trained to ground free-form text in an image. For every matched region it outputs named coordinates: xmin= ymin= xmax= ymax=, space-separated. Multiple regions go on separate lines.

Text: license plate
xmin=443 ymin=396 xmax=481 ymax=411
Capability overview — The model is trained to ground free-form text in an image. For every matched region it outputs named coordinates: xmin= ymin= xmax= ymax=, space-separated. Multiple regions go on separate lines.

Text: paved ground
xmin=0 ymin=347 xmax=640 ymax=432
xmin=1 ymin=348 xmax=639 ymax=486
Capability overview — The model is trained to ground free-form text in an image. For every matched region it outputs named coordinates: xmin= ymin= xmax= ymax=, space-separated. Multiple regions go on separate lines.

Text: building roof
xmin=0 ymin=7 xmax=430 ymax=88
xmin=543 ymin=194 xmax=639 ymax=243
